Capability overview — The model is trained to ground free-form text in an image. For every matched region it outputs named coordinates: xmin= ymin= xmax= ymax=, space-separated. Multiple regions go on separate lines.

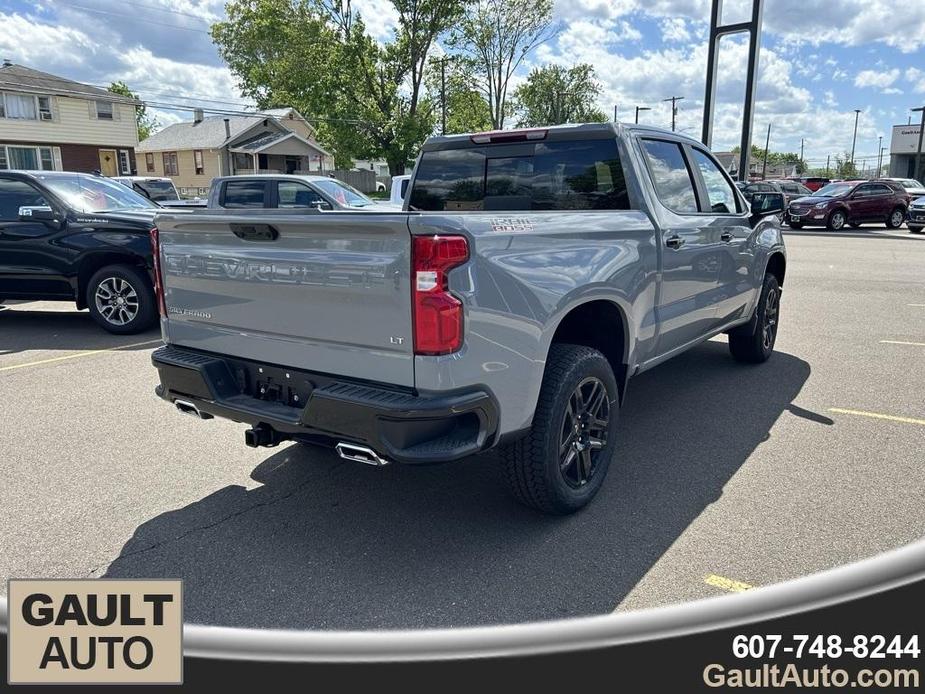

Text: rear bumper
xmin=152 ymin=345 xmax=498 ymax=464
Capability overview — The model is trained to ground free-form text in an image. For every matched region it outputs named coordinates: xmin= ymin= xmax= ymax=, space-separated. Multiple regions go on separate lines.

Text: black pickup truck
xmin=0 ymin=171 xmax=162 ymax=333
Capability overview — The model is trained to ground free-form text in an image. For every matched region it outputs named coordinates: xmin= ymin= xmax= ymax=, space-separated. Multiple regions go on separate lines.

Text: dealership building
xmin=889 ymin=123 xmax=924 ymax=178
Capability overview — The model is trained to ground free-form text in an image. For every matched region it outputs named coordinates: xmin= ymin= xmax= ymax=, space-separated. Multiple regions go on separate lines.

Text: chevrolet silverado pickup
xmin=150 ymin=123 xmax=787 ymax=514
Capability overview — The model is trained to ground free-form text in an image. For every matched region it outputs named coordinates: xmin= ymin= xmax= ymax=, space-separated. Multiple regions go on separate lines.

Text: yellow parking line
xmin=880 ymin=340 xmax=925 ymax=347
xmin=829 ymin=408 xmax=925 ymax=427
xmin=705 ymin=574 xmax=754 ymax=593
xmin=0 ymin=339 xmax=161 ymax=373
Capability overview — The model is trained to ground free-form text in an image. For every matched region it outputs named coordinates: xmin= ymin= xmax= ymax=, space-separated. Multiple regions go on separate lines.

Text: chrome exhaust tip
xmin=335 ymin=442 xmax=390 ymax=466
xmin=175 ymin=399 xmax=212 ymax=419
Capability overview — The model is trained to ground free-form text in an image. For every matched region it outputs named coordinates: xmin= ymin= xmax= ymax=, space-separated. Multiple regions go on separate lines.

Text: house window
xmin=95 ymin=100 xmax=113 ymax=120
xmin=0 ymin=144 xmax=58 ymax=171
xmin=145 ymin=152 xmax=155 ymax=172
xmin=1 ymin=93 xmax=38 ymax=120
xmin=194 ymin=149 xmax=204 ymax=175
xmin=118 ymin=149 xmax=131 ymax=175
xmin=37 ymin=96 xmax=53 ymax=121
xmin=162 ymin=151 xmax=179 ymax=176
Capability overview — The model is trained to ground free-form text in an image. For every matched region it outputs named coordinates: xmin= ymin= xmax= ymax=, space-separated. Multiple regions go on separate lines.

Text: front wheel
xmin=887 ymin=207 xmax=905 ymax=229
xmin=788 ymin=221 xmax=803 ymax=229
xmin=501 ymin=344 xmax=619 ymax=514
xmin=827 ymin=209 xmax=847 ymax=230
xmin=909 ymin=225 xmax=924 ymax=234
xmin=729 ymin=273 xmax=780 ymax=364
xmin=86 ymin=265 xmax=157 ymax=334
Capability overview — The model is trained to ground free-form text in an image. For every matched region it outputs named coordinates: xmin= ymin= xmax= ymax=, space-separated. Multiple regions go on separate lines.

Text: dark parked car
xmin=0 ymin=171 xmax=165 ymax=333
xmin=741 ymin=180 xmax=811 ymax=207
xmin=787 ymin=180 xmax=909 ymax=230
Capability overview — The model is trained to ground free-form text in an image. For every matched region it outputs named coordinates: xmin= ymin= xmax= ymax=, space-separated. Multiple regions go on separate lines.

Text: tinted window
xmin=134 ymin=180 xmax=178 ymax=201
xmin=277 ymin=181 xmax=325 ymax=208
xmin=409 ymin=139 xmax=629 ymax=212
xmin=691 ymin=149 xmax=738 ymax=213
xmin=222 ymin=180 xmax=267 ymax=208
xmin=0 ymin=179 xmax=47 ymax=220
xmin=640 ymin=139 xmax=698 ymax=213
xmin=870 ymin=184 xmax=892 ymax=196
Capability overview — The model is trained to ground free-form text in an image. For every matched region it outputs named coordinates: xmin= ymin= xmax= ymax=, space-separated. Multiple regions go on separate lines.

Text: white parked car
xmin=389 ymin=174 xmax=411 ymax=206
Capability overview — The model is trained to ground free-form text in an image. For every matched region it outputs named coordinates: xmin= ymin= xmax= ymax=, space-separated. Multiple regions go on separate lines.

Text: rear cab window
xmin=409 ymin=138 xmax=630 ymax=212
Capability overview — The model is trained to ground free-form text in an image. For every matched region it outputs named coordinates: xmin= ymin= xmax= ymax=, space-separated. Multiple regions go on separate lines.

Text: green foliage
xmin=425 ymin=57 xmax=493 ymax=134
xmin=108 ymin=81 xmax=159 ymax=142
xmin=513 ymin=64 xmax=607 ymax=127
xmin=212 ymin=0 xmax=463 ymax=175
xmin=731 ymin=144 xmax=807 ymax=174
xmin=448 ymin=0 xmax=556 ymax=129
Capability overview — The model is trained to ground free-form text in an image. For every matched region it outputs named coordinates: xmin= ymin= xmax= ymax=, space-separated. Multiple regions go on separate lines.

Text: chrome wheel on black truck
xmin=86 ymin=265 xmax=157 ymax=335
xmin=501 ymin=344 xmax=619 ymax=514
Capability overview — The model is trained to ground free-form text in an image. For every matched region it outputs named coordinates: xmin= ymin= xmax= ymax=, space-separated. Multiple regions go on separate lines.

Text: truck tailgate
xmin=155 ymin=211 xmax=414 ymax=387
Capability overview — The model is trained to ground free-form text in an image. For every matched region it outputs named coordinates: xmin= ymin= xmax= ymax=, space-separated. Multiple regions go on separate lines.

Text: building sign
xmin=890 ymin=124 xmax=924 ymax=154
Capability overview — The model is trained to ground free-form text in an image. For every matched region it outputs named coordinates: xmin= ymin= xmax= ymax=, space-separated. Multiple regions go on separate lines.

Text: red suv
xmin=787 ymin=180 xmax=909 ymax=230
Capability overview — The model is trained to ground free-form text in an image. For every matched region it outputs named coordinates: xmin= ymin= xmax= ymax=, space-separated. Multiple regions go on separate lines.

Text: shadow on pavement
xmin=103 ymin=341 xmax=814 ymax=630
xmin=0 ymin=306 xmax=159 ymax=354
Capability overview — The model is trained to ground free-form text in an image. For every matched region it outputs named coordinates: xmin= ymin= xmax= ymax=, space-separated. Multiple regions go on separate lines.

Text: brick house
xmin=0 ymin=61 xmax=140 ymax=175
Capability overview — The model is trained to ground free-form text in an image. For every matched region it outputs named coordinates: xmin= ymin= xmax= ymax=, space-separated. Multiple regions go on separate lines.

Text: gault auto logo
xmin=7 ymin=579 xmax=183 ymax=685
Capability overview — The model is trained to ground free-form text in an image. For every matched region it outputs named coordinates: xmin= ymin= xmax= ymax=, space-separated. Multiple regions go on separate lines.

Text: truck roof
xmin=211 ymin=174 xmax=336 ymax=184
xmin=421 ymin=121 xmax=703 ymax=151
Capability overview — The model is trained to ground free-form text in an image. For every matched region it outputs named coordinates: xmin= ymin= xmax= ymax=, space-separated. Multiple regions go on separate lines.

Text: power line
xmin=49 ymin=2 xmax=212 ymax=34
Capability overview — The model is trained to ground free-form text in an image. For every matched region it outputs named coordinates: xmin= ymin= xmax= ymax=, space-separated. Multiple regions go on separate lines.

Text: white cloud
xmin=854 ymin=68 xmax=900 ymax=89
xmin=660 ymin=17 xmax=690 ymax=43
xmin=907 ymin=68 xmax=925 ymax=94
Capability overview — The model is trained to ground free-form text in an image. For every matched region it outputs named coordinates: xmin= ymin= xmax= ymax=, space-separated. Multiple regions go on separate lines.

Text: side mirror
xmin=312 ymin=201 xmax=333 ymax=211
xmin=749 ymin=192 xmax=784 ymax=219
xmin=18 ymin=205 xmax=57 ymax=223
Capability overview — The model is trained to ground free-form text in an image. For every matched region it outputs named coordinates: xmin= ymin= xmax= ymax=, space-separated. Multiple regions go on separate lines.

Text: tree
xmin=513 ymin=64 xmax=607 ymax=127
xmin=731 ymin=144 xmax=807 ymax=175
xmin=213 ymin=0 xmax=464 ymax=175
xmin=449 ymin=0 xmax=557 ymax=129
xmin=425 ymin=57 xmax=493 ymax=134
xmin=108 ymin=81 xmax=159 ymax=142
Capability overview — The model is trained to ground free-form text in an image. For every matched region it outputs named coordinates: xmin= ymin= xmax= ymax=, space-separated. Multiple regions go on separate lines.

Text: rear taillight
xmin=150 ymin=227 xmax=166 ymax=318
xmin=412 ymin=235 xmax=469 ymax=355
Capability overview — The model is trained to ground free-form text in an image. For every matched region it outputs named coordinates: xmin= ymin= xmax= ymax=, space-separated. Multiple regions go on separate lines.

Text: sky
xmin=1 ymin=0 xmax=923 ymax=171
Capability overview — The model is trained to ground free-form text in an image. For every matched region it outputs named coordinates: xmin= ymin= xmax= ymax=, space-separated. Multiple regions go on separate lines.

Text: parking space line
xmin=0 ymin=339 xmax=162 ymax=373
xmin=828 ymin=408 xmax=925 ymax=427
xmin=907 ymin=304 xmax=925 ymax=307
xmin=880 ymin=340 xmax=925 ymax=347
xmin=704 ymin=574 xmax=754 ymax=593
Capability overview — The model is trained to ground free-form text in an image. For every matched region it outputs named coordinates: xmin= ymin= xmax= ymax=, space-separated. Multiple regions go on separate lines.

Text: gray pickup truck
xmin=150 ymin=123 xmax=786 ymax=514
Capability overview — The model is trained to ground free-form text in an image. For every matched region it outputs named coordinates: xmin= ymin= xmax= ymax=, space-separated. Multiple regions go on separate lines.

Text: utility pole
xmin=761 ymin=122 xmax=771 ymax=180
xmin=825 ymin=154 xmax=830 ymax=177
xmin=850 ymin=109 xmax=861 ymax=170
xmin=799 ymin=137 xmax=804 ymax=163
xmin=635 ymin=105 xmax=651 ymax=124
xmin=880 ymin=146 xmax=888 ymax=177
xmin=440 ymin=58 xmax=447 ymax=135
xmin=877 ymin=135 xmax=883 ymax=175
xmin=913 ymin=106 xmax=925 ymax=182
xmin=614 ymin=104 xmax=618 ymax=122
xmin=662 ymin=95 xmax=684 ymax=131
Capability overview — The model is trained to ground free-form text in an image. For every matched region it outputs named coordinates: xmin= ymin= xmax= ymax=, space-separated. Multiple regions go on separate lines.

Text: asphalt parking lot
xmin=2 ymin=225 xmax=924 ymax=630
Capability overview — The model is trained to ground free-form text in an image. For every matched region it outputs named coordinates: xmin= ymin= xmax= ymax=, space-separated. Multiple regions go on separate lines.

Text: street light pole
xmin=635 ymin=106 xmax=651 ymax=124
xmin=913 ymin=106 xmax=925 ymax=182
xmin=850 ymin=109 xmax=861 ymax=170
xmin=662 ymin=96 xmax=684 ymax=131
xmin=877 ymin=135 xmax=883 ymax=175
xmin=614 ymin=104 xmax=618 ymax=122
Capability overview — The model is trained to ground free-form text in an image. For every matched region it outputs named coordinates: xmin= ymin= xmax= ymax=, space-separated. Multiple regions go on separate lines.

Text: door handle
xmin=665 ymin=235 xmax=685 ymax=249
xmin=720 ymin=231 xmax=733 ymax=242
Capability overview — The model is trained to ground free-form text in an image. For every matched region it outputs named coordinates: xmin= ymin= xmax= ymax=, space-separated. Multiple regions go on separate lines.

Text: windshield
xmin=312 ymin=179 xmax=374 ymax=207
xmin=133 ymin=180 xmax=178 ymax=201
xmin=38 ymin=174 xmax=158 ymax=212
xmin=811 ymin=183 xmax=854 ymax=197
xmin=897 ymin=179 xmax=924 ymax=190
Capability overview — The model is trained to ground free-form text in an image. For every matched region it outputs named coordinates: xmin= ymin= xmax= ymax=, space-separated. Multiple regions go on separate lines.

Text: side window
xmin=277 ymin=181 xmax=325 ymax=208
xmin=0 ymin=179 xmax=47 ymax=221
xmin=853 ymin=185 xmax=873 ymax=198
xmin=640 ymin=139 xmax=699 ymax=213
xmin=871 ymin=184 xmax=892 ymax=196
xmin=691 ymin=148 xmax=739 ymax=213
xmin=222 ymin=180 xmax=268 ymax=208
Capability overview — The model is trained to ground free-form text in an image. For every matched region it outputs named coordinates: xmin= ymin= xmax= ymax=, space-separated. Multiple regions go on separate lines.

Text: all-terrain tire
xmin=729 ymin=273 xmax=780 ymax=364
xmin=500 ymin=344 xmax=619 ymax=515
